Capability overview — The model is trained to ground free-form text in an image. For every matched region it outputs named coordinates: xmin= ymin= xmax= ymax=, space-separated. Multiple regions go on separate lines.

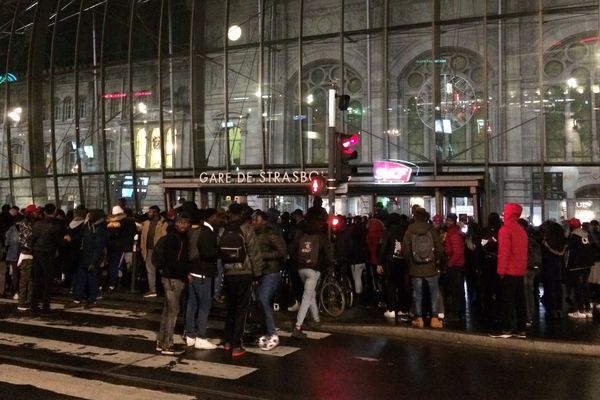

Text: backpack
xmin=392 ymin=231 xmax=404 ymax=259
xmin=219 ymin=224 xmax=247 ymax=263
xmin=411 ymin=230 xmax=435 ymax=264
xmin=297 ymin=233 xmax=320 ymax=268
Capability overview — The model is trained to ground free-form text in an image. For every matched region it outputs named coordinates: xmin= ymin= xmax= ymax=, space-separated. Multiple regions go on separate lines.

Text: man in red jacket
xmin=490 ymin=203 xmax=528 ymax=339
xmin=443 ymin=213 xmax=465 ymax=320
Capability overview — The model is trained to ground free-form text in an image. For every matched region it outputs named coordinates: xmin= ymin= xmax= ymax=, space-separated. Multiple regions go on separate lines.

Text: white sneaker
xmin=194 ymin=338 xmax=217 ymax=350
xmin=185 ymin=336 xmax=196 ymax=347
xmin=383 ymin=310 xmax=396 ymax=319
xmin=568 ymin=311 xmax=587 ymax=319
xmin=12 ymin=293 xmax=18 ymax=300
xmin=287 ymin=301 xmax=299 ymax=312
xmin=585 ymin=310 xmax=594 ymax=318
xmin=259 ymin=335 xmax=279 ymax=351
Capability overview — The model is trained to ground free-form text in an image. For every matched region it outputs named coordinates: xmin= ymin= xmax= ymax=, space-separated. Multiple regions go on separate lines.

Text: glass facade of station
xmin=1 ymin=0 xmax=600 ymax=223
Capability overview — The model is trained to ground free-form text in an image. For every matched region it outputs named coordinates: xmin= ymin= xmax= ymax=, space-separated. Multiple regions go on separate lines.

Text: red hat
xmin=432 ymin=214 xmax=443 ymax=224
xmin=568 ymin=218 xmax=582 ymax=229
xmin=24 ymin=204 xmax=37 ymax=214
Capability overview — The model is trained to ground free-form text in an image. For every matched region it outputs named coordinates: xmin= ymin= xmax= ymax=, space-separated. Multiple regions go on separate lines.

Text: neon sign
xmin=373 ymin=160 xmax=418 ymax=184
xmin=0 ymin=73 xmax=17 ymax=84
xmin=102 ymin=90 xmax=152 ymax=99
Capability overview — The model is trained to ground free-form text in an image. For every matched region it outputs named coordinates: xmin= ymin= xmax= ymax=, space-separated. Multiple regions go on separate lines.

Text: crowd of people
xmin=2 ymin=196 xmax=599 ymax=353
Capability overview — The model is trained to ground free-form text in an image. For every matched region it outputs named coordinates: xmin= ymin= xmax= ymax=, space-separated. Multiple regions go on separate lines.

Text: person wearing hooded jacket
xmin=540 ymin=220 xmax=567 ymax=318
xmin=490 ymin=203 xmax=528 ymax=339
xmin=106 ymin=205 xmax=137 ymax=292
xmin=221 ymin=203 xmax=263 ymax=357
xmin=566 ymin=218 xmax=594 ymax=318
xmin=443 ymin=213 xmax=466 ymax=320
xmin=402 ymin=207 xmax=444 ymax=329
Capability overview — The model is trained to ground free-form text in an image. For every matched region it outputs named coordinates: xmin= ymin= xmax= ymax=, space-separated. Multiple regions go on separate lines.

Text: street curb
xmin=319 ymin=323 xmax=600 ymax=357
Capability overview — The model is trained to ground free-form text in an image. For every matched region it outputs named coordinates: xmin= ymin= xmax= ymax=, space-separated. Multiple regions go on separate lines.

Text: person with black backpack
xmin=377 ymin=213 xmax=410 ymax=321
xmin=220 ymin=203 xmax=263 ymax=357
xmin=566 ymin=218 xmax=594 ymax=319
xmin=289 ymin=210 xmax=332 ymax=339
xmin=402 ymin=207 xmax=444 ymax=329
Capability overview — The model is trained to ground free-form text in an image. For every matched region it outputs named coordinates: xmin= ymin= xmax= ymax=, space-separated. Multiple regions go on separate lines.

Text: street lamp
xmin=228 ymin=25 xmax=242 ymax=41
xmin=7 ymin=107 xmax=22 ymax=122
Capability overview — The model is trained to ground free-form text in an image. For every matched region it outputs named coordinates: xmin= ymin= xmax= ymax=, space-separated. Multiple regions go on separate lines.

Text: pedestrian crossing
xmin=0 ymin=298 xmax=331 ymax=395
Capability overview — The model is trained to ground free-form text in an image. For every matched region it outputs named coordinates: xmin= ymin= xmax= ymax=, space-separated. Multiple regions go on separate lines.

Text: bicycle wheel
xmin=342 ymin=275 xmax=354 ymax=308
xmin=320 ymin=281 xmax=346 ymax=317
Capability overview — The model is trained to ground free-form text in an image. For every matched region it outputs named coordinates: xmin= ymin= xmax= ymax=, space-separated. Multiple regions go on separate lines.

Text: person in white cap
xmin=106 ymin=205 xmax=137 ymax=293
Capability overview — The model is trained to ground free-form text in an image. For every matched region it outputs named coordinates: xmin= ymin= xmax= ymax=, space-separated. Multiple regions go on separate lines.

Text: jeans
xmin=73 ymin=263 xmax=99 ymax=302
xmin=351 ymin=263 xmax=366 ymax=294
xmin=184 ymin=276 xmax=213 ymax=338
xmin=499 ymin=275 xmax=527 ymax=332
xmin=223 ymin=275 xmax=253 ymax=347
xmin=18 ymin=259 xmax=33 ymax=308
xmin=32 ymin=251 xmax=56 ymax=311
xmin=296 ymin=268 xmax=321 ymax=328
xmin=214 ymin=259 xmax=224 ymax=297
xmin=108 ymin=251 xmax=123 ymax=289
xmin=157 ymin=277 xmax=185 ymax=347
xmin=145 ymin=249 xmax=157 ymax=293
xmin=411 ymin=275 xmax=440 ymax=317
xmin=258 ymin=272 xmax=281 ymax=335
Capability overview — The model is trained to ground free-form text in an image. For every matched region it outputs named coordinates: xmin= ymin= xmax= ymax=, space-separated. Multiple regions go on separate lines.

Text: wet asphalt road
xmin=0 ymin=299 xmax=599 ymax=400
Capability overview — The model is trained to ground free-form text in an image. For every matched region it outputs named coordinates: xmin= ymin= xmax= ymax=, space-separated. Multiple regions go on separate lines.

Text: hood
xmin=503 ymin=203 xmax=522 ymax=223
xmin=408 ymin=220 xmax=433 ymax=235
xmin=446 ymin=224 xmax=462 ymax=235
xmin=69 ymin=219 xmax=85 ymax=230
xmin=571 ymin=228 xmax=588 ymax=239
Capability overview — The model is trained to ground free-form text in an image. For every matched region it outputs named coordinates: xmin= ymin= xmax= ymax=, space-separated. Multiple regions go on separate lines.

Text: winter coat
xmin=187 ymin=223 xmax=219 ymax=277
xmin=444 ymin=224 xmax=465 ymax=269
xmin=140 ymin=217 xmax=169 ymax=260
xmin=221 ymin=217 xmax=264 ymax=278
xmin=366 ymin=217 xmax=385 ymax=265
xmin=106 ymin=214 xmax=137 ymax=252
xmin=17 ymin=219 xmax=33 ymax=255
xmin=62 ymin=219 xmax=86 ymax=272
xmin=4 ymin=224 xmax=19 ymax=262
xmin=153 ymin=230 xmax=189 ymax=281
xmin=567 ymin=229 xmax=595 ymax=270
xmin=334 ymin=224 xmax=353 ymax=262
xmin=349 ymin=223 xmax=368 ymax=265
xmin=78 ymin=221 xmax=108 ymax=269
xmin=541 ymin=240 xmax=566 ymax=282
xmin=31 ymin=217 xmax=65 ymax=254
xmin=402 ymin=221 xmax=444 ymax=277
xmin=497 ymin=203 xmax=528 ymax=277
xmin=378 ymin=223 xmax=407 ymax=265
xmin=289 ymin=220 xmax=332 ymax=272
xmin=255 ymin=225 xmax=287 ymax=276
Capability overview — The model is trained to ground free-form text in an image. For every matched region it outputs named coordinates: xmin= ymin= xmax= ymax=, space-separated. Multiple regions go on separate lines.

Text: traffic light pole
xmin=327 ymin=87 xmax=337 ymax=217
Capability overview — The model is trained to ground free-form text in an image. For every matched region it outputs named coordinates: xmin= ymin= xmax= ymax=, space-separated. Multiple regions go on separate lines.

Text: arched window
xmin=11 ymin=142 xmax=23 ymax=176
xmin=105 ymin=138 xmax=116 ymax=170
xmin=63 ymin=97 xmax=73 ymax=120
xmin=65 ymin=140 xmax=78 ymax=173
xmin=53 ymin=97 xmax=61 ymax=120
xmin=78 ymin=96 xmax=87 ymax=119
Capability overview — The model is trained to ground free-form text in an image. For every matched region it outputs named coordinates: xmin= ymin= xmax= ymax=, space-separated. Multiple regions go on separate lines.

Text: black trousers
xmin=499 ymin=275 xmax=527 ymax=332
xmin=384 ymin=260 xmax=410 ymax=313
xmin=32 ymin=251 xmax=56 ymax=311
xmin=446 ymin=268 xmax=466 ymax=317
xmin=223 ymin=275 xmax=253 ymax=347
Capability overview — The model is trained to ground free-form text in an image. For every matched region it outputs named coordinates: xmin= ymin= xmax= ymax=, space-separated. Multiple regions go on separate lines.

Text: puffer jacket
xmin=444 ymin=224 xmax=465 ymax=268
xmin=221 ymin=217 xmax=263 ymax=278
xmin=402 ymin=221 xmax=444 ymax=277
xmin=31 ymin=217 xmax=65 ymax=254
xmin=106 ymin=214 xmax=137 ymax=252
xmin=255 ymin=225 xmax=287 ymax=276
xmin=497 ymin=203 xmax=528 ymax=277
xmin=78 ymin=221 xmax=108 ymax=269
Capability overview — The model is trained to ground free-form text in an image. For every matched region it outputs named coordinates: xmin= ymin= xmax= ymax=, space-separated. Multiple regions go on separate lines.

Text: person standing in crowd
xmin=540 ymin=221 xmax=567 ymax=318
xmin=106 ymin=205 xmax=137 ymax=293
xmin=443 ymin=213 xmax=466 ymax=321
xmin=290 ymin=211 xmax=331 ymax=339
xmin=31 ymin=203 xmax=65 ymax=314
xmin=366 ymin=209 xmax=386 ymax=306
xmin=16 ymin=205 xmax=38 ymax=311
xmin=349 ymin=215 xmax=368 ymax=301
xmin=66 ymin=209 xmax=108 ymax=309
xmin=566 ymin=218 xmax=595 ymax=319
xmin=490 ymin=203 xmax=528 ymax=339
xmin=519 ymin=219 xmax=542 ymax=325
xmin=184 ymin=208 xmax=219 ymax=350
xmin=140 ymin=206 xmax=169 ymax=298
xmin=154 ymin=212 xmax=192 ymax=355
xmin=62 ymin=208 xmax=87 ymax=292
xmin=480 ymin=212 xmax=502 ymax=325
xmin=286 ymin=209 xmax=307 ymax=312
xmin=377 ymin=213 xmax=410 ymax=321
xmin=5 ymin=215 xmax=21 ymax=299
xmin=464 ymin=219 xmax=482 ymax=307
xmin=252 ymin=210 xmax=287 ymax=351
xmin=220 ymin=203 xmax=263 ymax=357
xmin=586 ymin=220 xmax=600 ymax=308
xmin=403 ymin=207 xmax=444 ymax=329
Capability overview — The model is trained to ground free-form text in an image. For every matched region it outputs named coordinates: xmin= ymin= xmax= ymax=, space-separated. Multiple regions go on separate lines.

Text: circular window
xmin=572 ymin=67 xmax=589 ymax=84
xmin=311 ymin=69 xmax=325 ymax=85
xmin=348 ymin=78 xmax=362 ymax=93
xmin=451 ymin=55 xmax=468 ymax=72
xmin=567 ymin=42 xmax=587 ymax=61
xmin=407 ymin=73 xmax=423 ymax=89
xmin=471 ymin=68 xmax=483 ymax=84
xmin=544 ymin=60 xmax=564 ymax=78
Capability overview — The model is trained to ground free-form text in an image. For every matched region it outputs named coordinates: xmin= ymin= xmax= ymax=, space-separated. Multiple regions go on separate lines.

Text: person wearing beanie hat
xmin=140 ymin=205 xmax=169 ymax=298
xmin=566 ymin=217 xmax=595 ymax=319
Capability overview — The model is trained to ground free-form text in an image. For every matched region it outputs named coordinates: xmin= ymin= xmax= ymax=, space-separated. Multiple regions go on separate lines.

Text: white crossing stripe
xmin=3 ymin=317 xmax=301 ymax=357
xmin=0 ymin=333 xmax=256 ymax=380
xmin=0 ymin=363 xmax=197 ymax=400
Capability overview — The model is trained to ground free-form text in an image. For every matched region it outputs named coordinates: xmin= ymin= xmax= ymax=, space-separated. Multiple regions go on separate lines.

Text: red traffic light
xmin=341 ymin=134 xmax=359 ymax=153
xmin=330 ymin=216 xmax=340 ymax=228
xmin=310 ymin=175 xmax=326 ymax=194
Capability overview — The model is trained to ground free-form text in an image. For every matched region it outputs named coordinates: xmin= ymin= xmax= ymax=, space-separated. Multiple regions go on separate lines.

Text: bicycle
xmin=318 ymin=260 xmax=354 ymax=317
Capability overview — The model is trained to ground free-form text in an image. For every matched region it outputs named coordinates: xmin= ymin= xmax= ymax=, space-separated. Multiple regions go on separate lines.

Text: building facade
xmin=1 ymin=0 xmax=600 ymax=223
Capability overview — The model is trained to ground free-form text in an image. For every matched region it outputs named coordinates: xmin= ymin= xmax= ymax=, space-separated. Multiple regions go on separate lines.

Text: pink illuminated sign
xmin=373 ymin=160 xmax=415 ymax=184
xmin=102 ymin=90 xmax=152 ymax=99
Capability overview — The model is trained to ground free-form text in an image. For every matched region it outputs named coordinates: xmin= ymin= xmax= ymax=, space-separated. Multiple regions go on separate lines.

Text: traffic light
xmin=310 ymin=175 xmax=326 ymax=195
xmin=335 ymin=132 xmax=359 ymax=183
xmin=330 ymin=215 xmax=341 ymax=229
xmin=337 ymin=94 xmax=350 ymax=111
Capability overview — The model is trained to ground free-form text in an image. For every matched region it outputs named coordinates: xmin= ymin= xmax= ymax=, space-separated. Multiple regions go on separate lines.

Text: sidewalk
xmin=60 ymin=290 xmax=600 ymax=358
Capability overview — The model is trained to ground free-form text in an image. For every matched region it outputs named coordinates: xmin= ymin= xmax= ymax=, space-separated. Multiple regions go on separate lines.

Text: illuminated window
xmin=135 ymin=126 xmax=174 ymax=169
